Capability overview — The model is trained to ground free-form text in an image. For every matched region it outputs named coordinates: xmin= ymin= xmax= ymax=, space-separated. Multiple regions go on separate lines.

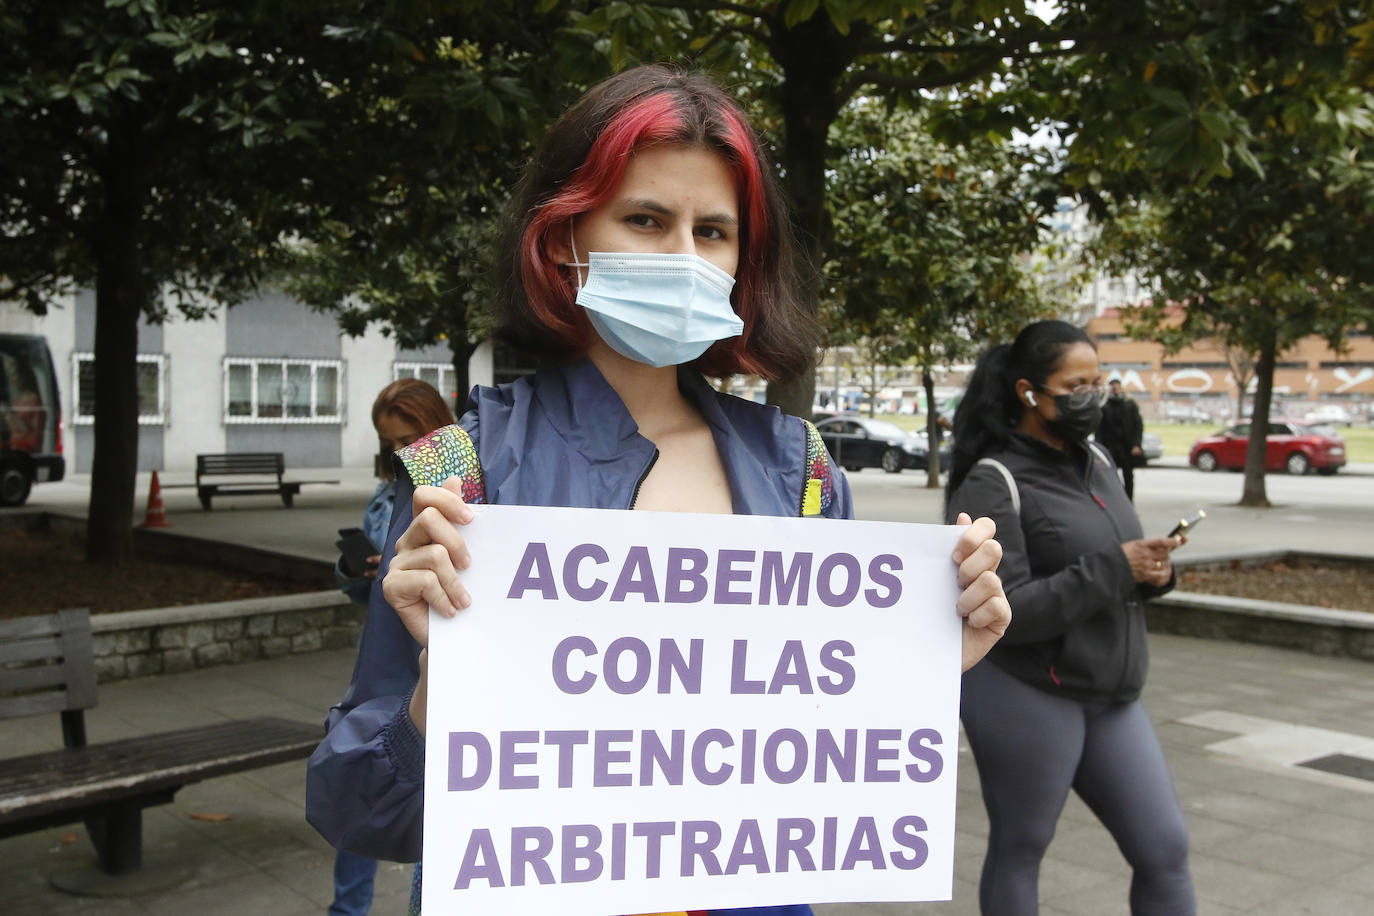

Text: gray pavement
xmin=3 ymin=464 xmax=1374 ymax=914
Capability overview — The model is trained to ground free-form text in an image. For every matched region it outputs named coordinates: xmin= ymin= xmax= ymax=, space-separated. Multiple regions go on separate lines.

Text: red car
xmin=1188 ymin=420 xmax=1346 ymax=475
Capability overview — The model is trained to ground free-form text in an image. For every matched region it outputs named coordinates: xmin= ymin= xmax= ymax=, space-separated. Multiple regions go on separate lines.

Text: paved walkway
xmin=3 ymin=468 xmax=1373 ymax=914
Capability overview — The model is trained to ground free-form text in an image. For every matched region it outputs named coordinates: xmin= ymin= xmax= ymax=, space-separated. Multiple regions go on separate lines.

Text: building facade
xmin=1087 ymin=309 xmax=1374 ymax=422
xmin=0 ymin=291 xmax=495 ymax=474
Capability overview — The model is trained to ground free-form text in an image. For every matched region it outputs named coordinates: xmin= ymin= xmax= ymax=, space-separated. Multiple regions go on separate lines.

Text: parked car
xmin=1304 ymin=404 xmax=1354 ymax=426
xmin=1138 ymin=431 xmax=1164 ymax=466
xmin=1164 ymin=404 xmax=1212 ymax=424
xmin=814 ymin=415 xmax=951 ymax=473
xmin=1188 ymin=420 xmax=1346 ymax=475
xmin=0 ymin=333 xmax=65 ymax=506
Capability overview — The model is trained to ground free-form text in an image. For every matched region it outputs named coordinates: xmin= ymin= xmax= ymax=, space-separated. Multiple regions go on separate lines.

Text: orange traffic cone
xmin=138 ymin=470 xmax=172 ymax=528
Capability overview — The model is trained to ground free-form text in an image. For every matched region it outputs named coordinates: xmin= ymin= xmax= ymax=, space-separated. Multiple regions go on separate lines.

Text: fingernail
xmin=952 ymin=553 xmax=964 ymax=564
xmin=459 ymin=507 xmax=474 ymax=524
xmin=458 ymin=592 xmax=471 ymax=609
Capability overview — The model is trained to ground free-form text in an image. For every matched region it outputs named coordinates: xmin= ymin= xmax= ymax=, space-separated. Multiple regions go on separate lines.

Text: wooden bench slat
xmin=0 ymin=717 xmax=321 ymax=824
xmin=0 ymin=614 xmax=65 ymax=641
xmin=0 ymin=664 xmax=69 ymax=693
xmin=0 ymin=635 xmax=64 ymax=665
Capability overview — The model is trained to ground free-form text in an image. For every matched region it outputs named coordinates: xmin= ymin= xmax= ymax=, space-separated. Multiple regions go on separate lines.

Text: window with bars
xmin=224 ymin=358 xmax=342 ymax=423
xmin=72 ymin=352 xmax=166 ymax=424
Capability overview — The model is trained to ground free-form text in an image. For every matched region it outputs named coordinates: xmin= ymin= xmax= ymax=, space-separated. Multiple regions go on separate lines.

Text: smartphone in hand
xmin=336 ymin=527 xmax=378 ymax=577
xmin=1168 ymin=510 xmax=1206 ymax=540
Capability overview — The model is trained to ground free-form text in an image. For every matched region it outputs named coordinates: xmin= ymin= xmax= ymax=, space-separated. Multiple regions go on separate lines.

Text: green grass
xmin=1145 ymin=422 xmax=1374 ymax=464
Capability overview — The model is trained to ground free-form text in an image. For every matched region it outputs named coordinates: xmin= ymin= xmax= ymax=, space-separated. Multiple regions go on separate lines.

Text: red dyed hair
xmin=492 ymin=65 xmax=815 ymax=380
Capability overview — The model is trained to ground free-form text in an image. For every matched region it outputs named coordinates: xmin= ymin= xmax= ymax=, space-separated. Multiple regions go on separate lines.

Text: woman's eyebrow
xmin=620 ymin=197 xmax=738 ymax=226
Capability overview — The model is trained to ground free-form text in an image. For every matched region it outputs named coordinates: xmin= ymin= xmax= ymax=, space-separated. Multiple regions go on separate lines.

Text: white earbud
xmin=1025 ymin=391 xmax=1037 ymax=407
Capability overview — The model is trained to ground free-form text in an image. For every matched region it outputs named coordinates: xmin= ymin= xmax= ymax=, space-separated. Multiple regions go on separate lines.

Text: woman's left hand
xmin=953 ymin=513 xmax=1011 ymax=672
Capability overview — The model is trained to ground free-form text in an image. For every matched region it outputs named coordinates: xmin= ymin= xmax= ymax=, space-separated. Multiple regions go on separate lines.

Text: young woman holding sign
xmin=307 ymin=64 xmax=1011 ymax=914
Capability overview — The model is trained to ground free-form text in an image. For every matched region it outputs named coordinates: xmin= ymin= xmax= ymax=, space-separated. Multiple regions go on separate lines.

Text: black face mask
xmin=1044 ymin=393 xmax=1103 ymax=443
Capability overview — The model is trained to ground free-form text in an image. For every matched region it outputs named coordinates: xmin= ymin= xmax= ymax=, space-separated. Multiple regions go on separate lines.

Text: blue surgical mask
xmin=566 ymin=237 xmax=743 ymax=369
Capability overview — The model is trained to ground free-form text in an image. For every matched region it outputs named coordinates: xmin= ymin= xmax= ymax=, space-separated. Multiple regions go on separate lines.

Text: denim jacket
xmin=307 ymin=359 xmax=851 ymax=915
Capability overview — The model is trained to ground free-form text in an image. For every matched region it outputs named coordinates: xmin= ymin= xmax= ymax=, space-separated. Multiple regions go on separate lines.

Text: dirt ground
xmin=1 ymin=525 xmax=326 ymax=618
xmin=1178 ymin=558 xmax=1374 ymax=612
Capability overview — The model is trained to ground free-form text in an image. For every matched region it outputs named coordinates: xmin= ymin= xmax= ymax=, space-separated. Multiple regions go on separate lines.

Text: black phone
xmin=1167 ymin=510 xmax=1206 ymax=539
xmin=336 ymin=527 xmax=379 ymax=577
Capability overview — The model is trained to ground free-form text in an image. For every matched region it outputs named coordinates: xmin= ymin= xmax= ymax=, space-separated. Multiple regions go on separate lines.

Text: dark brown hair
xmin=371 ymin=378 xmax=455 ymax=438
xmin=490 ymin=64 xmax=818 ymax=380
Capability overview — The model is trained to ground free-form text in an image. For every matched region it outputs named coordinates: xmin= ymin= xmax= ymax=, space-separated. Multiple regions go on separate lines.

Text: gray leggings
xmin=960 ymin=661 xmax=1196 ymax=915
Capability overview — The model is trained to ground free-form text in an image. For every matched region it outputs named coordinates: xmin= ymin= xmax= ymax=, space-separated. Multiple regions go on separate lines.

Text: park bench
xmin=195 ymin=451 xmax=314 ymax=510
xmin=0 ymin=608 xmax=322 ymax=875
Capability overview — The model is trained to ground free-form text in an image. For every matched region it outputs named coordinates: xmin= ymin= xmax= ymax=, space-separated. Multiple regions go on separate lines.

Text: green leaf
xmin=785 ymin=0 xmax=821 ymax=30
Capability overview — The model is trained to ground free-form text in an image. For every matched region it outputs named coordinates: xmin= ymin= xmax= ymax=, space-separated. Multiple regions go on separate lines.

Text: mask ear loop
xmin=566 ymin=226 xmax=589 ymax=292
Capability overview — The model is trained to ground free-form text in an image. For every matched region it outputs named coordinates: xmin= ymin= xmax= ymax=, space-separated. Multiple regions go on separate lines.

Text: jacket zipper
xmin=1080 ymin=452 xmax=1136 ymax=698
xmin=627 ymin=448 xmax=659 ymax=509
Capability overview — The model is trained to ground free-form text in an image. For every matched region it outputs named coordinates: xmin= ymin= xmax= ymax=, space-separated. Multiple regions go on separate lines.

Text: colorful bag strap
xmin=394 ymin=423 xmax=487 ymax=505
xmin=800 ymin=418 xmax=833 ymax=517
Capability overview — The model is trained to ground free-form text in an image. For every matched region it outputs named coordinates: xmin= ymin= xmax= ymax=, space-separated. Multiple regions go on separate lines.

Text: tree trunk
xmin=923 ymin=368 xmax=941 ymax=489
xmin=448 ymin=334 xmax=479 ymax=414
xmin=1239 ymin=326 xmax=1277 ymax=508
xmin=86 ymin=123 xmax=148 ymax=563
xmin=764 ymin=16 xmax=852 ymax=419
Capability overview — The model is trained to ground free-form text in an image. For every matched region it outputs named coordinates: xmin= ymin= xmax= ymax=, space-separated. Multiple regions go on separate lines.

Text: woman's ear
xmin=547 ymin=218 xmax=576 ymax=265
xmin=1014 ymin=378 xmax=1036 ymax=408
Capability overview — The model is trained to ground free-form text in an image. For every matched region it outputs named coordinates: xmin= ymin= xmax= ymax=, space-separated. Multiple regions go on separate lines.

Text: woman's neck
xmin=586 ymin=340 xmax=698 ymax=439
xmin=1014 ymin=409 xmax=1067 ymax=453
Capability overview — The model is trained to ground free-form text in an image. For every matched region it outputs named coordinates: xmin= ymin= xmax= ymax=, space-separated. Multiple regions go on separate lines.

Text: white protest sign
xmin=422 ymin=504 xmax=962 ymax=915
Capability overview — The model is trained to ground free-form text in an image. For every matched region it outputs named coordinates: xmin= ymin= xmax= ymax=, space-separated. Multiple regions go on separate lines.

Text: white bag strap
xmin=976 ymin=457 xmax=1020 ymax=514
xmin=1086 ymin=441 xmax=1112 ymax=468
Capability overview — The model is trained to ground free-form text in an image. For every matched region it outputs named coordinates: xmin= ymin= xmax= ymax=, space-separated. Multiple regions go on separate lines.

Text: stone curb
xmin=90 ymin=589 xmax=348 ymax=633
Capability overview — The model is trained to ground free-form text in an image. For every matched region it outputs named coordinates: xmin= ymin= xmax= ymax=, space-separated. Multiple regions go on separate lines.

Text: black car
xmin=814 ymin=415 xmax=951 ymax=473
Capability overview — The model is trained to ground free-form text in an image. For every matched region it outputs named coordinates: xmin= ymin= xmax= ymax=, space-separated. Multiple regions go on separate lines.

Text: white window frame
xmin=223 ymin=356 xmax=344 ymax=424
xmin=393 ymin=361 xmax=458 ymax=408
xmin=71 ymin=352 xmax=168 ymax=425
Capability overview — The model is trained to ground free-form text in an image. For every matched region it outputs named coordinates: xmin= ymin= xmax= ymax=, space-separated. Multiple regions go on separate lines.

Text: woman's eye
xmin=626 ymin=214 xmax=657 ymax=228
xmin=696 ymin=225 xmax=726 ymax=241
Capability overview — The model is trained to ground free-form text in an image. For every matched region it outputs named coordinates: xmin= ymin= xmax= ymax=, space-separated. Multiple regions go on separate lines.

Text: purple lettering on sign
xmin=454 ymin=828 xmax=504 ymax=889
xmin=817 ymin=553 xmax=861 ymax=608
xmin=593 ymin=729 xmax=634 ymax=787
xmin=507 ymin=542 xmax=557 ymax=599
xmin=551 ymin=636 xmax=597 ymax=695
xmin=818 ymin=640 xmax=856 ymax=695
xmin=864 ymin=728 xmax=902 ymax=783
xmin=665 ymin=547 xmax=709 ymax=603
xmin=821 ymin=816 xmax=839 ymax=871
xmin=510 ymin=826 xmax=555 ymax=886
xmin=681 ymin=820 xmax=725 ymax=877
xmin=738 ymin=729 xmax=757 ymax=785
xmin=714 ymin=549 xmax=755 ymax=605
xmin=774 ymin=817 xmax=817 ymax=873
xmin=760 ymin=551 xmax=811 ymax=606
xmin=763 ymin=728 xmax=808 ymax=784
xmin=729 ymin=639 xmax=765 ymax=694
xmin=561 ymin=824 xmax=604 ymax=883
xmin=448 ymin=732 xmax=492 ymax=791
xmin=767 ymin=640 xmax=813 ymax=695
xmin=544 ymin=729 xmax=588 ymax=788
xmin=842 ymin=817 xmax=886 ymax=871
xmin=658 ymin=638 xmax=703 ymax=694
xmin=890 ymin=815 xmax=930 ymax=869
xmin=563 ymin=543 xmax=609 ymax=601
xmin=905 ymin=728 xmax=944 ymax=783
xmin=603 ymin=637 xmax=651 ymax=695
xmin=611 ymin=822 xmax=627 ymax=881
xmin=724 ymin=818 xmax=771 ymax=875
xmin=610 ymin=546 xmax=660 ymax=602
xmin=814 ymin=728 xmax=858 ymax=783
xmin=633 ymin=821 xmax=676 ymax=880
xmin=499 ymin=730 xmax=539 ymax=789
xmin=640 ymin=729 xmax=686 ymax=786
xmin=865 ymin=554 xmax=903 ymax=607
xmin=691 ymin=728 xmax=735 ymax=786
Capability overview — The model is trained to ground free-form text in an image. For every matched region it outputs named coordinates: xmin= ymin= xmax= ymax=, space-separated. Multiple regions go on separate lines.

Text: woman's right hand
xmin=382 ymin=477 xmax=477 ymax=648
xmin=1121 ymin=536 xmax=1182 ymax=587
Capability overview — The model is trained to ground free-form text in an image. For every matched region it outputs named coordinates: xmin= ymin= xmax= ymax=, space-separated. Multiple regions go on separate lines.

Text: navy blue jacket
xmin=307 ymin=359 xmax=851 ymax=915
